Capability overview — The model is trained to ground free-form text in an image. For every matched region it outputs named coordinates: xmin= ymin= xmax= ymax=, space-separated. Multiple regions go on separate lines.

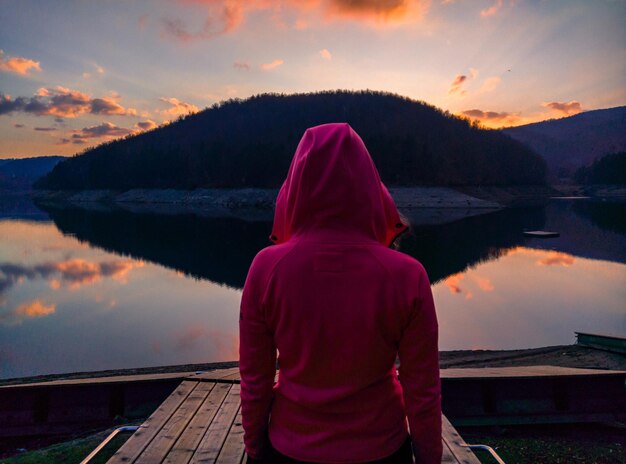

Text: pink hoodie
xmin=239 ymin=123 xmax=442 ymax=463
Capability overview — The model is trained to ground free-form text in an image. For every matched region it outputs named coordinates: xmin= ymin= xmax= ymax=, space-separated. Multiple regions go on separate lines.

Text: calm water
xmin=0 ymin=198 xmax=624 ymax=379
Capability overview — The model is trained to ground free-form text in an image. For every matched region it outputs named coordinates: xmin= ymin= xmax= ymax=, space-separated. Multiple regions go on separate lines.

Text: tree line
xmin=35 ymin=90 xmax=547 ymax=190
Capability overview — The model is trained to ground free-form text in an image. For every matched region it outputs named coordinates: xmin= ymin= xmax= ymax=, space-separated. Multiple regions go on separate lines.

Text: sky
xmin=0 ymin=0 xmax=625 ymax=158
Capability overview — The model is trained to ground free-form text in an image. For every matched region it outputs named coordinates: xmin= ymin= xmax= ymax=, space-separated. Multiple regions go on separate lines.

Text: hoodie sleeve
xmin=239 ymin=252 xmax=277 ymax=459
xmin=398 ymin=264 xmax=442 ymax=464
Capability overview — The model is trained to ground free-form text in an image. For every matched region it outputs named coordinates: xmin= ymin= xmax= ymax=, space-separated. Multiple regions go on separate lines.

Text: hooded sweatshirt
xmin=239 ymin=123 xmax=442 ymax=463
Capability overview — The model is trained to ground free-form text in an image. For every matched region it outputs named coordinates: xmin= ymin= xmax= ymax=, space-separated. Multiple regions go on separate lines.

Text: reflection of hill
xmin=39 ymin=203 xmax=545 ymax=289
xmin=522 ymin=200 xmax=626 ymax=265
xmin=39 ymin=204 xmax=273 ymax=289
xmin=37 ymin=200 xmax=623 ymax=290
xmin=398 ymin=208 xmax=545 ymax=283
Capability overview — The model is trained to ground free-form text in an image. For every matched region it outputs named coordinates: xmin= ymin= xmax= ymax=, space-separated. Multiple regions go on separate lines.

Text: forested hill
xmin=502 ymin=106 xmax=626 ymax=179
xmin=35 ymin=91 xmax=547 ymax=190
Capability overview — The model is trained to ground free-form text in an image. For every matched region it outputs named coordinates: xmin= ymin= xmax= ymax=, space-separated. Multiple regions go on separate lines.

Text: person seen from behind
xmin=239 ymin=123 xmax=442 ymax=463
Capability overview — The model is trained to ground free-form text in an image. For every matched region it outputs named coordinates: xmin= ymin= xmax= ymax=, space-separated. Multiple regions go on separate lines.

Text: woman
xmin=239 ymin=123 xmax=442 ymax=464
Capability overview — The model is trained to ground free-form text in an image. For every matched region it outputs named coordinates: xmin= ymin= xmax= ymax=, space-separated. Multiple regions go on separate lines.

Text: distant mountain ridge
xmin=36 ymin=91 xmax=547 ymax=190
xmin=502 ymin=106 xmax=626 ymax=179
xmin=0 ymin=156 xmax=65 ymax=191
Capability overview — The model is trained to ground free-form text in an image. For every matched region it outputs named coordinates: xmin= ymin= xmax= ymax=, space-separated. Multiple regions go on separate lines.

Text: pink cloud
xmin=0 ymin=49 xmax=41 ymax=75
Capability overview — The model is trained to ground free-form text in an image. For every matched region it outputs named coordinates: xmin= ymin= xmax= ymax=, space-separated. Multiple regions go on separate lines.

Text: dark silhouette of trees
xmin=35 ymin=91 xmax=547 ymax=190
xmin=574 ymin=151 xmax=626 ymax=184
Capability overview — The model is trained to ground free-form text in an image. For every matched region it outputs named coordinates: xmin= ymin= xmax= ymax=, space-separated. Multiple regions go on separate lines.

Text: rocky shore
xmin=31 ymin=187 xmax=502 ymax=210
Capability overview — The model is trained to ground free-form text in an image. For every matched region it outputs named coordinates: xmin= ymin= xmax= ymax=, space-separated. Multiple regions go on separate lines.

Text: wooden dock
xmin=107 ymin=367 xmax=481 ymax=463
xmin=575 ymin=331 xmax=626 ymax=355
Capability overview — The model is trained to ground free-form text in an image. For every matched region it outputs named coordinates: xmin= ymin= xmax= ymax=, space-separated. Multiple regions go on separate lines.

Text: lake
xmin=0 ymin=197 xmax=624 ymax=379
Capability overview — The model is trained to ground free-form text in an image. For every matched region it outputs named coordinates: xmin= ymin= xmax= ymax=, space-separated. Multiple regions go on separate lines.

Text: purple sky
xmin=1 ymin=0 xmax=625 ymax=158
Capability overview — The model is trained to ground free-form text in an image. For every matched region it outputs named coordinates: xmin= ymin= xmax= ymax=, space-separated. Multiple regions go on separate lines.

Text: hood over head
xmin=270 ymin=123 xmax=408 ymax=247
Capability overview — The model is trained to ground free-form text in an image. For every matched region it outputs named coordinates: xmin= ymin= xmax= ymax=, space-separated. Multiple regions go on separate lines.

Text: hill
xmin=574 ymin=151 xmax=626 ymax=185
xmin=35 ymin=91 xmax=547 ymax=190
xmin=0 ymin=156 xmax=65 ymax=191
xmin=502 ymin=106 xmax=626 ymax=180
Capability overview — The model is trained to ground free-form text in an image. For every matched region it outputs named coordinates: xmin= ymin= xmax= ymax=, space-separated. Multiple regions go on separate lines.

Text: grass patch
xmin=458 ymin=422 xmax=625 ymax=464
xmin=0 ymin=428 xmax=134 ymax=464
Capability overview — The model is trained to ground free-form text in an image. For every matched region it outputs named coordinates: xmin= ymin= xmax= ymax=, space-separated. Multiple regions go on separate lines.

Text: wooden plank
xmin=441 ymin=440 xmax=457 ymax=463
xmin=442 ymin=415 xmax=481 ymax=464
xmin=220 ymin=371 xmax=242 ymax=383
xmin=190 ymin=368 xmax=241 ymax=382
xmin=190 ymin=384 xmax=241 ymax=463
xmin=108 ymin=381 xmax=198 ymax=464
xmin=164 ymin=383 xmax=232 ymax=464
xmin=215 ymin=406 xmax=245 ymax=463
xmin=135 ymin=382 xmax=215 ymax=464
xmin=0 ymin=372 xmax=196 ymax=389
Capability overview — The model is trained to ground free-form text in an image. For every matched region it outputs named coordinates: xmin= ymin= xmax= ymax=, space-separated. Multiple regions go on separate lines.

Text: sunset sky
xmin=1 ymin=0 xmax=625 ymax=158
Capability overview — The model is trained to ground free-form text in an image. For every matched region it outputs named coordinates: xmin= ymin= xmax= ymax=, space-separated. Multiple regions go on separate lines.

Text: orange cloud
xmin=444 ymin=272 xmax=464 ymax=294
xmin=543 ymin=101 xmax=583 ymax=117
xmin=59 ymin=122 xmax=133 ymax=146
xmin=159 ymin=97 xmax=200 ymax=116
xmin=134 ymin=119 xmax=158 ymax=131
xmin=537 ymin=251 xmax=575 ymax=267
xmin=473 ymin=275 xmax=495 ymax=292
xmin=15 ymin=300 xmax=56 ymax=318
xmin=0 ymin=49 xmax=41 ymax=75
xmin=0 ymin=299 xmax=56 ymax=326
xmin=260 ymin=59 xmax=284 ymax=70
xmin=319 ymin=48 xmax=332 ymax=60
xmin=163 ymin=1 xmax=429 ymax=43
xmin=481 ymin=0 xmax=503 ymax=17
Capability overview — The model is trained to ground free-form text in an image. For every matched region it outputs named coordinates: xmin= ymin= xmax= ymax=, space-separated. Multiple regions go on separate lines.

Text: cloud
xmin=537 ymin=251 xmax=575 ymax=267
xmin=462 ymin=108 xmax=516 ymax=121
xmin=319 ymin=48 xmax=332 ymax=60
xmin=0 ymin=87 xmax=136 ymax=118
xmin=481 ymin=0 xmax=503 ymax=17
xmin=0 ymin=49 xmax=41 ymax=76
xmin=162 ymin=1 xmax=429 ymax=43
xmin=0 ymin=299 xmax=56 ymax=326
xmin=59 ymin=122 xmax=134 ymax=145
xmin=444 ymin=272 xmax=464 ymax=294
xmin=448 ymin=74 xmax=467 ymax=95
xmin=479 ymin=76 xmax=501 ymax=93
xmin=260 ymin=59 xmax=284 ymax=71
xmin=159 ymin=97 xmax=200 ymax=116
xmin=233 ymin=61 xmax=251 ymax=71
xmin=0 ymin=258 xmax=144 ymax=293
xmin=82 ymin=63 xmax=105 ymax=79
xmin=543 ymin=101 xmax=583 ymax=117
xmin=14 ymin=123 xmax=25 ymax=128
xmin=472 ymin=275 xmax=495 ymax=292
xmin=135 ymin=119 xmax=158 ymax=131
xmin=34 ymin=127 xmax=55 ymax=132
xmin=161 ymin=2 xmax=243 ymax=43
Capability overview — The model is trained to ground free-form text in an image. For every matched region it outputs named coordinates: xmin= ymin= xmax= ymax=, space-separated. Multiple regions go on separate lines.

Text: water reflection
xmin=0 ymin=198 xmax=623 ymax=379
xmin=434 ymin=246 xmax=626 ymax=350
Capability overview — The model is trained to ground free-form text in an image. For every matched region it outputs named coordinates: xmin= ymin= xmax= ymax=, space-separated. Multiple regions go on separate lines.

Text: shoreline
xmin=2 ymin=343 xmax=623 ymax=388
xmin=31 ymin=186 xmax=509 ymax=209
